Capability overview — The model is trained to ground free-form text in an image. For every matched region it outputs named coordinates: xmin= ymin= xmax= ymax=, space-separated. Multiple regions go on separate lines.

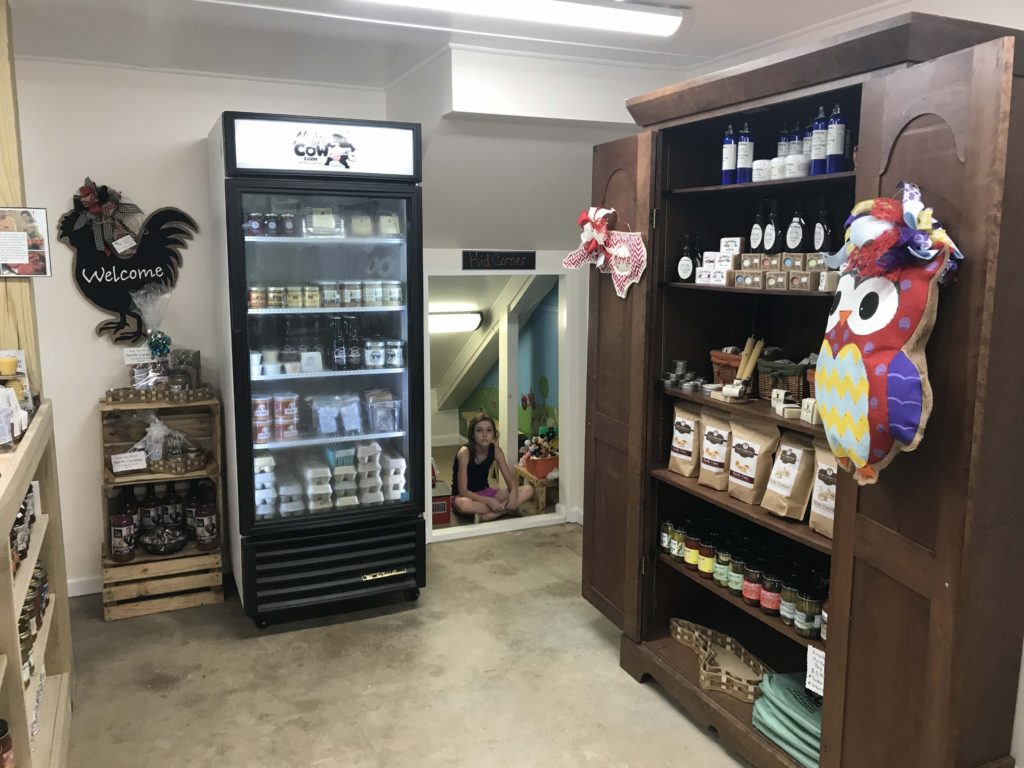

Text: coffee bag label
xmin=729 ymin=439 xmax=760 ymax=488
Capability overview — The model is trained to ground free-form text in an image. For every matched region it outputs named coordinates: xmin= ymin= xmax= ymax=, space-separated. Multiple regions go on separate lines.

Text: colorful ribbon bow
xmin=72 ymin=177 xmax=143 ymax=253
xmin=577 ymin=207 xmax=614 ymax=267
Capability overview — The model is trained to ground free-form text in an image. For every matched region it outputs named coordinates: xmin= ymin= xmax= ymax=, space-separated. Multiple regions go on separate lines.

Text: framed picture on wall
xmin=0 ymin=207 xmax=51 ymax=277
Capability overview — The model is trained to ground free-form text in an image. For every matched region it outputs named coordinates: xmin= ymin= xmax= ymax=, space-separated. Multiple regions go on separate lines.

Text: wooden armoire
xmin=582 ymin=13 xmax=1024 ymax=768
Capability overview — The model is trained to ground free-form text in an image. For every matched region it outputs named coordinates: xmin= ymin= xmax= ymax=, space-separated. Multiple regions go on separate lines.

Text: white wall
xmin=16 ymin=58 xmax=385 ymax=595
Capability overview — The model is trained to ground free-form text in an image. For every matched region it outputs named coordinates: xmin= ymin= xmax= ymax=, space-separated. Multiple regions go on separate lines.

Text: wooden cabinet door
xmin=581 ymin=133 xmax=654 ymax=640
xmin=823 ymin=37 xmax=1019 ymax=768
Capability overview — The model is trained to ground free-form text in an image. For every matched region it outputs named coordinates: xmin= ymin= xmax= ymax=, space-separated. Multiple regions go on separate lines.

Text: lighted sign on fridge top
xmin=231 ymin=117 xmax=418 ymax=179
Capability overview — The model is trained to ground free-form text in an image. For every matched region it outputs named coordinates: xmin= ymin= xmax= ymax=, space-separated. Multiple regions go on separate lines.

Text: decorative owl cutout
xmin=815 ymin=183 xmax=963 ymax=485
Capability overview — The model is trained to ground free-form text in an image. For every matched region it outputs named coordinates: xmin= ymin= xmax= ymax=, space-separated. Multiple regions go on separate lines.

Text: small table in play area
xmin=513 ymin=464 xmax=558 ymax=514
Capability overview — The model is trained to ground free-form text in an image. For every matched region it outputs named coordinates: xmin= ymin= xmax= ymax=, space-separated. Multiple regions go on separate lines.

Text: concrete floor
xmin=69 ymin=524 xmax=745 ymax=767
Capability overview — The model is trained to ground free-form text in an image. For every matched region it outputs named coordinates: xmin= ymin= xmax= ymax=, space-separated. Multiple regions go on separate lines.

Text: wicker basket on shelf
xmin=757 ymin=359 xmax=808 ymax=403
xmin=710 ymin=349 xmax=743 ymax=386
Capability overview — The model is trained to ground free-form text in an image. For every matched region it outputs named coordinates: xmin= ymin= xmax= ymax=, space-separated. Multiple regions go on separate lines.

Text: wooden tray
xmin=670 ymin=618 xmax=773 ymax=703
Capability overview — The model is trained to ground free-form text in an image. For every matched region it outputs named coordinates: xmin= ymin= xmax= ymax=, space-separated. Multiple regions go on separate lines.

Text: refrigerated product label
xmin=232 ymin=118 xmax=417 ymax=177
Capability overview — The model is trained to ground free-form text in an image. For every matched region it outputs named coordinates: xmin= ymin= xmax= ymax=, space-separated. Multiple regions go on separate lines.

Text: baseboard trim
xmin=68 ymin=575 xmax=102 ymax=597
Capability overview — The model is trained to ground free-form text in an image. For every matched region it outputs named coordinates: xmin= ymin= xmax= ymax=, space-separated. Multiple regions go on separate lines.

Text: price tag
xmin=123 ymin=346 xmax=154 ymax=365
xmin=111 ymin=234 xmax=137 ymax=254
xmin=0 ymin=231 xmax=29 ymax=264
xmin=110 ymin=451 xmax=147 ymax=474
xmin=805 ymin=645 xmax=825 ymax=696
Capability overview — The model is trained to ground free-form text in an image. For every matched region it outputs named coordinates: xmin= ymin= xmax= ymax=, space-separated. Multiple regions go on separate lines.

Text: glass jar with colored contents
xmin=742 ymin=561 xmax=763 ymax=606
xmin=286 ymin=286 xmax=304 ymax=308
xmin=669 ymin=526 xmax=685 ymax=562
xmin=713 ymin=542 xmax=732 ymax=588
xmin=266 ymin=286 xmax=286 ymax=308
xmin=263 ymin=213 xmax=280 ymax=237
xmin=280 ymin=213 xmax=297 ymax=237
xmin=683 ymin=529 xmax=700 ymax=571
xmin=697 ymin=536 xmax=715 ymax=580
xmin=760 ymin=571 xmax=782 ymax=616
xmin=303 ymin=284 xmax=322 ymax=308
xmin=728 ymin=553 xmax=746 ymax=597
xmin=246 ymin=212 xmax=264 ymax=236
xmin=780 ymin=576 xmax=800 ymax=626
xmin=248 ymin=286 xmax=267 ymax=309
xmin=659 ymin=520 xmax=672 ymax=553
xmin=795 ymin=590 xmax=823 ymax=638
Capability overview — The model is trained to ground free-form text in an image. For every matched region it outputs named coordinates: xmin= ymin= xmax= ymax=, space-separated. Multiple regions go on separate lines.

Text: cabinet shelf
xmin=14 ymin=514 xmax=49 ymax=611
xmin=251 ymin=367 xmax=404 ymax=382
xmin=24 ymin=597 xmax=55 ymax=717
xmin=665 ymin=171 xmax=856 ymax=196
xmin=665 ymin=282 xmax=834 ymax=298
xmin=663 ymin=386 xmax=825 ymax=439
xmin=32 ymin=671 xmax=71 ymax=768
xmin=658 ymin=554 xmax=824 ymax=651
xmin=0 ymin=402 xmax=52 ymax=532
xmin=652 ymin=468 xmax=832 ymax=554
xmin=99 ymin=398 xmax=220 ymax=413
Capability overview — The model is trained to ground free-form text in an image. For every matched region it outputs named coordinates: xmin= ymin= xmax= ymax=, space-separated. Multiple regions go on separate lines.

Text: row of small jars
xmin=660 ymin=520 xmax=829 ymax=640
xmin=248 ymin=281 xmax=403 ymax=310
xmin=18 ymin=561 xmax=48 ymax=689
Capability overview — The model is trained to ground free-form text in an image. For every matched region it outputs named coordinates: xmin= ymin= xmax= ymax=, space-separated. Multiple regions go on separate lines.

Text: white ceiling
xmin=12 ymin=0 xmax=902 ymax=88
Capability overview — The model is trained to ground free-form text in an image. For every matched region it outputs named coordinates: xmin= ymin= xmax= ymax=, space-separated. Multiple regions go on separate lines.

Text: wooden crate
xmin=102 ymin=547 xmax=224 ymax=621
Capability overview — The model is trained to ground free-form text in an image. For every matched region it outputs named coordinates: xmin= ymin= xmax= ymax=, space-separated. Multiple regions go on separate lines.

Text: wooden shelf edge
xmin=33 ymin=671 xmax=71 ymax=768
xmin=623 ymin=636 xmax=801 ymax=768
xmin=658 ymin=553 xmax=824 ymax=651
xmin=103 ymin=461 xmax=221 ymax=488
xmin=0 ymin=401 xmax=53 ymax=532
xmin=662 ymin=385 xmax=825 ymax=439
xmin=651 ymin=468 xmax=832 ymax=555
xmin=24 ymin=596 xmax=55 ymax=716
xmin=664 ymin=282 xmax=834 ymax=298
xmin=102 ymin=541 xmax=222 ymax=571
xmin=0 ymin=653 xmax=7 ymax=689
xmin=13 ymin=514 xmax=50 ymax=610
xmin=665 ymin=171 xmax=856 ymax=195
xmin=99 ymin=398 xmax=220 ymax=412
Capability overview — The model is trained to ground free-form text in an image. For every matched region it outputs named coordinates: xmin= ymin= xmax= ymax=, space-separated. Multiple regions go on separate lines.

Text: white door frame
xmin=423 ymin=249 xmax=588 ymax=543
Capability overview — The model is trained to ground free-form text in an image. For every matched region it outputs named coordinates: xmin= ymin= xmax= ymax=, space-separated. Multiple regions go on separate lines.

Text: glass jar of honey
xmin=286 ymin=286 xmax=304 ymax=308
xmin=303 ymin=284 xmax=322 ymax=308
xmin=266 ymin=286 xmax=285 ymax=308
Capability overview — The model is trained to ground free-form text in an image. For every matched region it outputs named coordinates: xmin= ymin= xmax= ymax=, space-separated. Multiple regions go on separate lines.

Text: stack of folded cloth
xmin=752 ymin=673 xmax=822 ymax=768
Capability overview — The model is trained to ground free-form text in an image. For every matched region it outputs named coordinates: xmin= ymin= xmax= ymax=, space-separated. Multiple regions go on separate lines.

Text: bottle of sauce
xmin=736 ymin=122 xmax=754 ymax=184
xmin=763 ymin=200 xmax=781 ymax=254
xmin=813 ymin=197 xmax=832 ymax=253
xmin=195 ymin=486 xmax=220 ymax=552
xmin=122 ymin=487 xmax=141 ymax=540
xmin=184 ymin=481 xmax=201 ymax=541
xmin=676 ymin=234 xmax=696 ymax=282
xmin=785 ymin=203 xmax=807 ymax=253
xmin=810 ymin=106 xmax=828 ymax=175
xmin=109 ymin=503 xmax=135 ymax=563
xmin=826 ymin=103 xmax=847 ymax=173
xmin=331 ymin=317 xmax=348 ymax=371
xmin=721 ymin=124 xmax=737 ymax=185
xmin=345 ymin=316 xmax=363 ymax=369
xmin=140 ymin=484 xmax=161 ymax=533
xmin=162 ymin=483 xmax=185 ymax=530
xmin=749 ymin=201 xmax=764 ymax=254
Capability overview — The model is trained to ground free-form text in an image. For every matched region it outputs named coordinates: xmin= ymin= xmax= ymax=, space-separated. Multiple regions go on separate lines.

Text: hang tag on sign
xmin=805 ymin=645 xmax=825 ymax=696
xmin=110 ymin=451 xmax=147 ymax=474
xmin=123 ymin=346 xmax=154 ymax=365
xmin=111 ymin=234 xmax=137 ymax=254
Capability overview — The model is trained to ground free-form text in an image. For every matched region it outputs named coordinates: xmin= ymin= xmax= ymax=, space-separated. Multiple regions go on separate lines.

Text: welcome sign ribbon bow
xmin=563 ymin=206 xmax=647 ymax=298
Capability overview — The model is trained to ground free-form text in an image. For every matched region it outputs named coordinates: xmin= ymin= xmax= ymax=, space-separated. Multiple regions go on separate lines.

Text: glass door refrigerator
xmin=208 ymin=112 xmax=424 ymax=626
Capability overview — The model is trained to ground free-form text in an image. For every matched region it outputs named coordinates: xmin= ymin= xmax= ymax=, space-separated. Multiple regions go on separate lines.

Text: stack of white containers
xmin=301 ymin=460 xmax=332 ymax=513
xmin=381 ymin=448 xmax=407 ymax=502
xmin=356 ymin=441 xmax=384 ymax=505
xmin=254 ymin=455 xmax=277 ymax=522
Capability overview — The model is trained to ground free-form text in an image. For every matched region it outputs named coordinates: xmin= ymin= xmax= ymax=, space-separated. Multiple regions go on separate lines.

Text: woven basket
xmin=806 ymin=367 xmax=816 ymax=399
xmin=757 ymin=361 xmax=808 ymax=403
xmin=670 ymin=618 xmax=772 ymax=703
xmin=710 ymin=349 xmax=743 ymax=386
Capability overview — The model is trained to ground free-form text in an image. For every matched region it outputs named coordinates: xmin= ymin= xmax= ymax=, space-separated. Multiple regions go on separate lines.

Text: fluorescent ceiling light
xmin=353 ymin=0 xmax=685 ymax=37
xmin=429 ymin=312 xmax=483 ymax=334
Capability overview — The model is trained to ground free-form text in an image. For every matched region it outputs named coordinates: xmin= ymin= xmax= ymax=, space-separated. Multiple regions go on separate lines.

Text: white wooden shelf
xmin=13 ymin=514 xmax=49 ymax=612
xmin=23 ymin=596 xmax=54 ymax=719
xmin=0 ymin=402 xmax=52 ymax=532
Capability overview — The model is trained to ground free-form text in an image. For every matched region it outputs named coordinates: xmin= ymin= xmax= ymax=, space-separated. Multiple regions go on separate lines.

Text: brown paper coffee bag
xmin=727 ymin=418 xmax=781 ymax=504
xmin=667 ymin=403 xmax=701 ymax=478
xmin=809 ymin=438 xmax=838 ymax=538
xmin=698 ymin=408 xmax=732 ymax=491
xmin=761 ymin=432 xmax=815 ymax=519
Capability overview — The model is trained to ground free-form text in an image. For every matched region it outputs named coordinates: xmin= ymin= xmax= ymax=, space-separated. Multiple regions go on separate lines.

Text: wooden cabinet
xmin=583 ymin=14 xmax=1024 ymax=768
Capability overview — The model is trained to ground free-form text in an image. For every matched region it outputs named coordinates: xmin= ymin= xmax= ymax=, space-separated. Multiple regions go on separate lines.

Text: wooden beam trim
xmin=855 ymin=515 xmax=936 ymax=598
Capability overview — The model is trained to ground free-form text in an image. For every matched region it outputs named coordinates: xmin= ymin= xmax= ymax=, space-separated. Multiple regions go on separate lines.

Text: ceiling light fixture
xmin=429 ymin=312 xmax=484 ymax=334
xmin=353 ymin=0 xmax=685 ymax=37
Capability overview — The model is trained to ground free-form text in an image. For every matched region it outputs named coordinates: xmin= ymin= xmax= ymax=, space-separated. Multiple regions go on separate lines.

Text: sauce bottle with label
xmin=122 ymin=486 xmax=141 ymax=539
xmin=813 ymin=197 xmax=832 ymax=253
xmin=826 ymin=103 xmax=847 ymax=173
xmin=676 ymin=235 xmax=696 ymax=282
xmin=736 ymin=122 xmax=754 ymax=183
xmin=749 ymin=201 xmax=765 ymax=254
xmin=162 ymin=483 xmax=185 ymax=530
xmin=763 ymin=200 xmax=781 ymax=254
xmin=786 ymin=203 xmax=807 ymax=253
xmin=109 ymin=503 xmax=135 ymax=563
xmin=184 ymin=481 xmax=201 ymax=541
xmin=195 ymin=485 xmax=220 ymax=552
xmin=810 ymin=106 xmax=828 ymax=175
xmin=140 ymin=484 xmax=161 ymax=533
xmin=721 ymin=124 xmax=737 ymax=185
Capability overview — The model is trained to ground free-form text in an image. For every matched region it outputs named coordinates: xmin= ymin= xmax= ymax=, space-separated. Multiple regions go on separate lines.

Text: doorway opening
xmin=426 ymin=272 xmax=566 ymax=540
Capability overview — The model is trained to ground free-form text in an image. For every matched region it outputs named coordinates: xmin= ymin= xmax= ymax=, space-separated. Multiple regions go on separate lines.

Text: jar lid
xmin=385 ymin=340 xmax=403 ymax=346
xmin=365 ymin=340 xmax=385 ymax=347
xmin=286 ymin=285 xmax=303 ymax=290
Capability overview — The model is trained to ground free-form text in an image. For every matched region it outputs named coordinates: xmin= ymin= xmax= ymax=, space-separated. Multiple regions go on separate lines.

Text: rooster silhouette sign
xmin=58 ymin=179 xmax=196 ymax=344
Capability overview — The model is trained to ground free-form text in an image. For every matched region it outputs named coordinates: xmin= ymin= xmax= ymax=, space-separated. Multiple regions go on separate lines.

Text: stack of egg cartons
xmin=277 ymin=476 xmax=304 ymax=518
xmin=355 ymin=441 xmax=384 ymax=505
xmin=302 ymin=459 xmax=333 ymax=514
xmin=326 ymin=445 xmax=358 ymax=509
xmin=381 ymin=448 xmax=407 ymax=503
xmin=254 ymin=455 xmax=277 ymax=522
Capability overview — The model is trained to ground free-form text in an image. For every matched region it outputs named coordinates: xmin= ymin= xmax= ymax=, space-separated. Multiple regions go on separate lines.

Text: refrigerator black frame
xmin=222 ymin=111 xmax=422 ymax=183
xmin=224 ymin=175 xmax=424 ymax=539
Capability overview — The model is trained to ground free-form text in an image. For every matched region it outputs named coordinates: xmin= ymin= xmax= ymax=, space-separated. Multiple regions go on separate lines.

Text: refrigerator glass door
xmin=242 ymin=191 xmax=410 ymax=524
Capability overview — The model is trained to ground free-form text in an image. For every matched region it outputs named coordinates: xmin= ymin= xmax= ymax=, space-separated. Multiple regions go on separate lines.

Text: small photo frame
xmin=0 ymin=208 xmax=51 ymax=277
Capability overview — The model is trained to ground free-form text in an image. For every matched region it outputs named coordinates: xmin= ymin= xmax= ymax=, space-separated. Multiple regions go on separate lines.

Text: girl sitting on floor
xmin=452 ymin=414 xmax=534 ymax=522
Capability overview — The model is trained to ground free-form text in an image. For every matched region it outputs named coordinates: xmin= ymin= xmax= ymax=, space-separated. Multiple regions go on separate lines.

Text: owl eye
xmin=847 ymin=277 xmax=899 ymax=336
xmin=825 ymin=274 xmax=857 ymax=332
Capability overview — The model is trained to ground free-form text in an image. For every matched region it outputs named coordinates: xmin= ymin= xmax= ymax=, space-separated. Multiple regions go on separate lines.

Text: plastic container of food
xmin=254 ymin=455 xmax=276 ymax=474
xmin=254 ymin=471 xmax=276 ymax=491
xmin=301 ymin=463 xmax=332 ymax=484
xmin=335 ymin=496 xmax=360 ymax=509
xmin=273 ymin=418 xmax=299 ymax=442
xmin=252 ymin=420 xmax=272 ymax=445
xmin=272 ymin=393 xmax=300 ymax=420
xmin=251 ymin=395 xmax=272 ymax=420
xmin=278 ymin=500 xmax=306 ymax=517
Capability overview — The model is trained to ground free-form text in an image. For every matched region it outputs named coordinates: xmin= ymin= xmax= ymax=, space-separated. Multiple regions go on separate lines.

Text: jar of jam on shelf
xmin=697 ymin=536 xmax=715 ymax=580
xmin=263 ymin=213 xmax=280 ymax=237
xmin=364 ymin=340 xmax=386 ymax=369
xmin=363 ymin=281 xmax=383 ymax=308
xmin=320 ymin=282 xmax=342 ymax=308
xmin=248 ymin=287 xmax=267 ymax=309
xmin=303 ymin=284 xmax=322 ymax=308
xmin=795 ymin=588 xmax=823 ymax=638
xmin=780 ymin=575 xmax=800 ymax=626
xmin=683 ymin=528 xmax=700 ymax=571
xmin=382 ymin=281 xmax=403 ymax=306
xmin=286 ymin=286 xmax=304 ymax=308
xmin=760 ymin=570 xmax=782 ymax=616
xmin=669 ymin=526 xmax=685 ymax=562
xmin=384 ymin=340 xmax=404 ymax=368
xmin=659 ymin=520 xmax=672 ymax=553
xmin=728 ymin=553 xmax=746 ymax=597
xmin=742 ymin=561 xmax=763 ymax=606
xmin=713 ymin=542 xmax=731 ymax=588
xmin=266 ymin=286 xmax=286 ymax=309
xmin=18 ymin=629 xmax=31 ymax=687
xmin=246 ymin=212 xmax=264 ymax=236
xmin=280 ymin=213 xmax=297 ymax=237
xmin=341 ymin=281 xmax=363 ymax=308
